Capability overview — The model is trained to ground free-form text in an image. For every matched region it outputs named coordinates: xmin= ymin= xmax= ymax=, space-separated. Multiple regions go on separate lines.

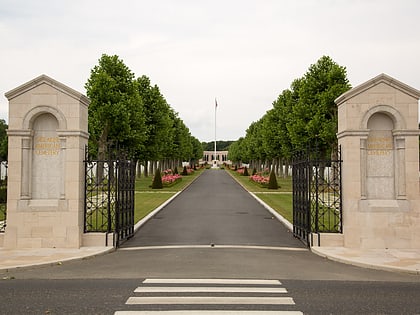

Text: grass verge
xmin=227 ymin=169 xmax=293 ymax=223
xmin=254 ymin=192 xmax=293 ymax=223
xmin=228 ymin=169 xmax=292 ymax=192
xmin=135 ymin=192 xmax=176 ymax=223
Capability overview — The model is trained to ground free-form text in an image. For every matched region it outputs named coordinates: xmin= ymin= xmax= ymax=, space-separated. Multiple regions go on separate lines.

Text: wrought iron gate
xmin=0 ymin=161 xmax=7 ymax=233
xmin=292 ymin=147 xmax=342 ymax=247
xmin=84 ymin=151 xmax=135 ymax=247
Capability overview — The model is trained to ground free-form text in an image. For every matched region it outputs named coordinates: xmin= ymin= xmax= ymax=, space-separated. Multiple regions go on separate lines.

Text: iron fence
xmin=292 ymin=146 xmax=342 ymax=246
xmin=84 ymin=149 xmax=135 ymax=247
xmin=0 ymin=161 xmax=7 ymax=233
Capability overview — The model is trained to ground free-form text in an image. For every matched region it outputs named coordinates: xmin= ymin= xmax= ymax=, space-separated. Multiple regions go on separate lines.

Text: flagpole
xmin=214 ymin=98 xmax=217 ymax=167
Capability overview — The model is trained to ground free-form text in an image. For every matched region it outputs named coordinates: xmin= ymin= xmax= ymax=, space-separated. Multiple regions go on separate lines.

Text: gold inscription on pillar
xmin=367 ymin=137 xmax=393 ymax=155
xmin=34 ymin=137 xmax=60 ymax=155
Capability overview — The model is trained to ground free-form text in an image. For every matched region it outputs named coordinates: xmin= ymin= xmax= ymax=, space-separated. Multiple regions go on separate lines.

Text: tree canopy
xmin=85 ymin=54 xmax=202 ymax=164
xmin=85 ymin=54 xmax=146 ymax=158
xmin=228 ymin=56 xmax=351 ymax=165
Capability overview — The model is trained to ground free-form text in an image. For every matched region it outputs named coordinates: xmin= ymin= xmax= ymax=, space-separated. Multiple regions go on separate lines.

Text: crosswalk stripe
xmin=142 ymin=279 xmax=282 ymax=285
xmin=115 ymin=311 xmax=303 ymax=315
xmin=126 ymin=296 xmax=295 ymax=305
xmin=134 ymin=286 xmax=287 ymax=293
xmin=115 ymin=278 xmax=303 ymax=315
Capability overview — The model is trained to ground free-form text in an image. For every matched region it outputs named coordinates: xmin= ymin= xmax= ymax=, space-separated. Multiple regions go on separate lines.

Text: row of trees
xmin=201 ymin=140 xmax=234 ymax=151
xmin=85 ymin=54 xmax=202 ymax=176
xmin=228 ymin=56 xmax=351 ymax=176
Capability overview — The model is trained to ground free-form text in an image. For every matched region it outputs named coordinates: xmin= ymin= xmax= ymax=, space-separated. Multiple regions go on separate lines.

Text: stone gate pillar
xmin=336 ymin=74 xmax=420 ymax=249
xmin=4 ymin=75 xmax=89 ymax=248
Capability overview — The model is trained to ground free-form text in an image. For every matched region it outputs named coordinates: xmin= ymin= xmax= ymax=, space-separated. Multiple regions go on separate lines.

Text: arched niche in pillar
xmin=21 ymin=106 xmax=67 ymax=201
xmin=360 ymin=105 xmax=406 ymax=201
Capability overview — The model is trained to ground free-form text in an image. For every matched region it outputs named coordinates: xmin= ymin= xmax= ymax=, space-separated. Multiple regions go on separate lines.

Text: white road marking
xmin=142 ymin=279 xmax=282 ymax=285
xmin=120 ymin=245 xmax=307 ymax=252
xmin=115 ymin=311 xmax=303 ymax=315
xmin=126 ymin=296 xmax=295 ymax=305
xmin=134 ymin=286 xmax=287 ymax=293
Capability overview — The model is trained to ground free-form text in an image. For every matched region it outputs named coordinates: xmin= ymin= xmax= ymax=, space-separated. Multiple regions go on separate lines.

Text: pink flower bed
xmin=162 ymin=173 xmax=182 ymax=184
xmin=163 ymin=169 xmax=174 ymax=175
xmin=250 ymin=174 xmax=269 ymax=185
xmin=236 ymin=168 xmax=245 ymax=175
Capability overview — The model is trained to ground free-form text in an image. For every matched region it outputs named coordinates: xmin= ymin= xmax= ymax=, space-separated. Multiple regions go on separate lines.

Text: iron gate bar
xmin=84 ymin=147 xmax=135 ymax=247
xmin=0 ymin=161 xmax=7 ymax=233
xmin=292 ymin=146 xmax=342 ymax=247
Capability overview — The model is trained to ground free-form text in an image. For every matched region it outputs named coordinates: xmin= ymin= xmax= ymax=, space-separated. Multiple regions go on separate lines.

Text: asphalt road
xmin=1 ymin=170 xmax=419 ymax=314
xmin=125 ymin=169 xmax=302 ymax=247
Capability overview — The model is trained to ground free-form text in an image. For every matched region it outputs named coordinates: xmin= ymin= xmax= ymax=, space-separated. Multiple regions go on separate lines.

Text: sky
xmin=0 ymin=0 xmax=419 ymax=142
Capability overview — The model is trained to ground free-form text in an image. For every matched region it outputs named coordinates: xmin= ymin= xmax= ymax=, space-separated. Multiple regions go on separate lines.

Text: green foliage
xmin=151 ymin=168 xmax=163 ymax=189
xmin=0 ymin=186 xmax=6 ymax=203
xmin=252 ymin=168 xmax=257 ymax=175
xmin=86 ymin=54 xmax=202 ymax=165
xmin=202 ymin=140 xmax=234 ymax=151
xmin=0 ymin=119 xmax=8 ymax=160
xmin=228 ymin=55 xmax=351 ymax=163
xmin=173 ymin=166 xmax=178 ymax=175
xmin=268 ymin=169 xmax=278 ymax=190
xmin=137 ymin=75 xmax=173 ymax=161
xmin=85 ymin=54 xmax=146 ymax=158
xmin=243 ymin=166 xmax=249 ymax=176
xmin=287 ymin=56 xmax=351 ymax=156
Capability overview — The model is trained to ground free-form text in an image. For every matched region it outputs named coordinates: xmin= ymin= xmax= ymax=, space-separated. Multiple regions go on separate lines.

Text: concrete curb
xmin=134 ymin=192 xmax=182 ymax=233
xmin=0 ymin=247 xmax=115 ymax=273
xmin=248 ymin=191 xmax=293 ymax=232
xmin=311 ymin=247 xmax=420 ymax=275
xmin=0 ymin=171 xmax=205 ymax=273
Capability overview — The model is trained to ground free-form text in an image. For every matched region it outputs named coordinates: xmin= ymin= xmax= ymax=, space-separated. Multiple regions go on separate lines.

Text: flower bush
xmin=162 ymin=173 xmax=182 ymax=185
xmin=151 ymin=168 xmax=182 ymax=188
xmin=249 ymin=169 xmax=279 ymax=189
xmin=163 ymin=169 xmax=174 ymax=175
xmin=236 ymin=167 xmax=249 ymax=176
xmin=182 ymin=166 xmax=194 ymax=175
xmin=249 ymin=174 xmax=269 ymax=186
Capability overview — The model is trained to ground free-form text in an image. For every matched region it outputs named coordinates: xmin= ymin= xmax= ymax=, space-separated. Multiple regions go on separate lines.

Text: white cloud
xmin=1 ymin=0 xmax=419 ymax=141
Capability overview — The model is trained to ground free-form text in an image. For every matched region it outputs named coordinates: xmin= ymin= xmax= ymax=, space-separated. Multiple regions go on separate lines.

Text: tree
xmin=268 ymin=169 xmax=278 ymax=190
xmin=136 ymin=75 xmax=173 ymax=163
xmin=169 ymin=111 xmax=193 ymax=162
xmin=190 ymin=136 xmax=203 ymax=165
xmin=201 ymin=141 xmax=234 ymax=151
xmin=287 ymin=56 xmax=351 ymax=157
xmin=85 ymin=54 xmax=146 ymax=159
xmin=228 ymin=137 xmax=246 ymax=164
xmin=151 ymin=168 xmax=163 ymax=189
xmin=0 ymin=119 xmax=8 ymax=160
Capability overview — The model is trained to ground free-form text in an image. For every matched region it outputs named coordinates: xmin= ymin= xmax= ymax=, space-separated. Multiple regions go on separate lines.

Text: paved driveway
xmin=124 ymin=169 xmax=303 ymax=248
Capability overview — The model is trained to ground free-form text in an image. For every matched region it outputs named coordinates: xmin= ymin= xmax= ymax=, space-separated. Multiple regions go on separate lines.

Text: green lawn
xmin=135 ymin=192 xmax=176 ymax=222
xmin=227 ymin=169 xmax=293 ymax=223
xmin=135 ymin=169 xmax=203 ymax=192
xmin=88 ymin=166 xmax=296 ymax=231
xmin=255 ymin=192 xmax=293 ymax=222
xmin=0 ymin=204 xmax=5 ymax=221
xmin=134 ymin=168 xmax=203 ymax=222
xmin=228 ymin=169 xmax=292 ymax=192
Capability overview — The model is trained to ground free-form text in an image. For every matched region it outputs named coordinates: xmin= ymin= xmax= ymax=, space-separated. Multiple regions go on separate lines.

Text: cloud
xmin=1 ymin=0 xmax=419 ymax=142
